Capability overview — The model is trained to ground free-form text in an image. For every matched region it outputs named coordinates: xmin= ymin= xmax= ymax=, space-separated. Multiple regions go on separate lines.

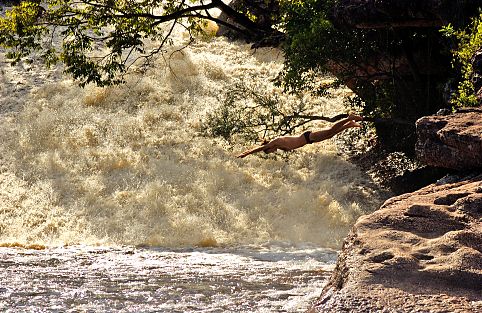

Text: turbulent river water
xmin=0 ymin=19 xmax=387 ymax=311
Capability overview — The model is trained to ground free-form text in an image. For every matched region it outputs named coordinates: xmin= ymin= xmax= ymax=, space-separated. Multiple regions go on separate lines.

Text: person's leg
xmin=310 ymin=118 xmax=361 ymax=142
xmin=348 ymin=114 xmax=363 ymax=121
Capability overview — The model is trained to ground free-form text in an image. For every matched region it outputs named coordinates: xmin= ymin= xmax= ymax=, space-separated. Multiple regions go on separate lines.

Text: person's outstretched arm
xmin=238 ymin=137 xmax=289 ymax=158
xmin=237 ymin=145 xmax=269 ymax=158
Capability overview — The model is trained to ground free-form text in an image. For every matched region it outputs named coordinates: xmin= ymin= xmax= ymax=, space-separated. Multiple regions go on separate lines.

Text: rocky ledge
xmin=310 ymin=110 xmax=482 ymax=312
xmin=310 ymin=173 xmax=482 ymax=312
xmin=416 ymin=109 xmax=482 ymax=170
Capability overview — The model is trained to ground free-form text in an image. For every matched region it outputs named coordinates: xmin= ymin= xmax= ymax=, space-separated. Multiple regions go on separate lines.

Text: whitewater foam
xmin=0 ymin=29 xmax=386 ymax=248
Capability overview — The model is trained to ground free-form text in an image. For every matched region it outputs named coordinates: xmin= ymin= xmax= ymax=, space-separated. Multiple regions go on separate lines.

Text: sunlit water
xmin=0 ymin=244 xmax=336 ymax=312
xmin=0 ymin=14 xmax=387 ymax=312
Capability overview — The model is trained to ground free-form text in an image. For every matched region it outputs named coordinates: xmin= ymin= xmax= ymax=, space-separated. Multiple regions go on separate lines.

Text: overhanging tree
xmin=1 ymin=0 xmax=480 ymax=153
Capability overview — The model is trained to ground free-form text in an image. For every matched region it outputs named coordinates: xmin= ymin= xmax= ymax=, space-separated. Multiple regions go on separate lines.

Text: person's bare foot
xmin=348 ymin=114 xmax=363 ymax=121
xmin=346 ymin=120 xmax=362 ymax=128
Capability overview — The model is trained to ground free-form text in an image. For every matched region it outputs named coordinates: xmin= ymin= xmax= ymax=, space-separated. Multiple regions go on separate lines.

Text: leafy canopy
xmin=0 ymin=0 xmax=255 ymax=86
xmin=442 ymin=12 xmax=482 ymax=106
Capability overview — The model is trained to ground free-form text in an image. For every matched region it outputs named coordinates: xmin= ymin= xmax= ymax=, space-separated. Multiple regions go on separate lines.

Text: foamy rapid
xmin=0 ymin=25 xmax=386 ymax=248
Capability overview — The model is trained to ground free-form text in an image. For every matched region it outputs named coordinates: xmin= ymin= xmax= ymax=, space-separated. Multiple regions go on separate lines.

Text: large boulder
xmin=416 ymin=109 xmax=482 ymax=170
xmin=310 ymin=174 xmax=482 ymax=312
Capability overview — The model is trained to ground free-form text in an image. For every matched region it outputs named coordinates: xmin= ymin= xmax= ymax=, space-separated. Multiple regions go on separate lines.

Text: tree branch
xmin=290 ymin=114 xmax=414 ymax=126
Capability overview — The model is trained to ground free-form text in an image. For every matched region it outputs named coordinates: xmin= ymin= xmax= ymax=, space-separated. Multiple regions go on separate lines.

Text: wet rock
xmin=416 ymin=109 xmax=482 ymax=170
xmin=310 ymin=174 xmax=482 ymax=313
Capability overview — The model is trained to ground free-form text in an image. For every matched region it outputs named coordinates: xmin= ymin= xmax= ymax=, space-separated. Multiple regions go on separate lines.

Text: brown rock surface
xmin=310 ymin=174 xmax=482 ymax=312
xmin=416 ymin=109 xmax=482 ymax=170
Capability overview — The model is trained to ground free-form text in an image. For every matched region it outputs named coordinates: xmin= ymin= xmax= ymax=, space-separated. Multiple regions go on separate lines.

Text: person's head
xmin=261 ymin=138 xmax=275 ymax=153
xmin=264 ymin=147 xmax=277 ymax=154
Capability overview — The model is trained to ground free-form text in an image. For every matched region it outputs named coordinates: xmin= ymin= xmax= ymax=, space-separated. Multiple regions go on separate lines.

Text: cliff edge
xmin=416 ymin=109 xmax=482 ymax=170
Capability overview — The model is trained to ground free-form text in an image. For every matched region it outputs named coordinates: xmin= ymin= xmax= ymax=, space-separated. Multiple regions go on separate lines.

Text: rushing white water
xmin=0 ymin=244 xmax=337 ymax=312
xmin=1 ymin=18 xmax=387 ymax=312
xmin=0 ymin=29 xmax=385 ymax=248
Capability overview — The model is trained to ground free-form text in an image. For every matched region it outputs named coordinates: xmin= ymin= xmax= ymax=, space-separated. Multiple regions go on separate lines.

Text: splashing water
xmin=0 ymin=243 xmax=338 ymax=312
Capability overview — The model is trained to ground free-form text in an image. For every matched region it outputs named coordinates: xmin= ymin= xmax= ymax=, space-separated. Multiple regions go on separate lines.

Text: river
xmin=0 ymin=19 xmax=386 ymax=312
